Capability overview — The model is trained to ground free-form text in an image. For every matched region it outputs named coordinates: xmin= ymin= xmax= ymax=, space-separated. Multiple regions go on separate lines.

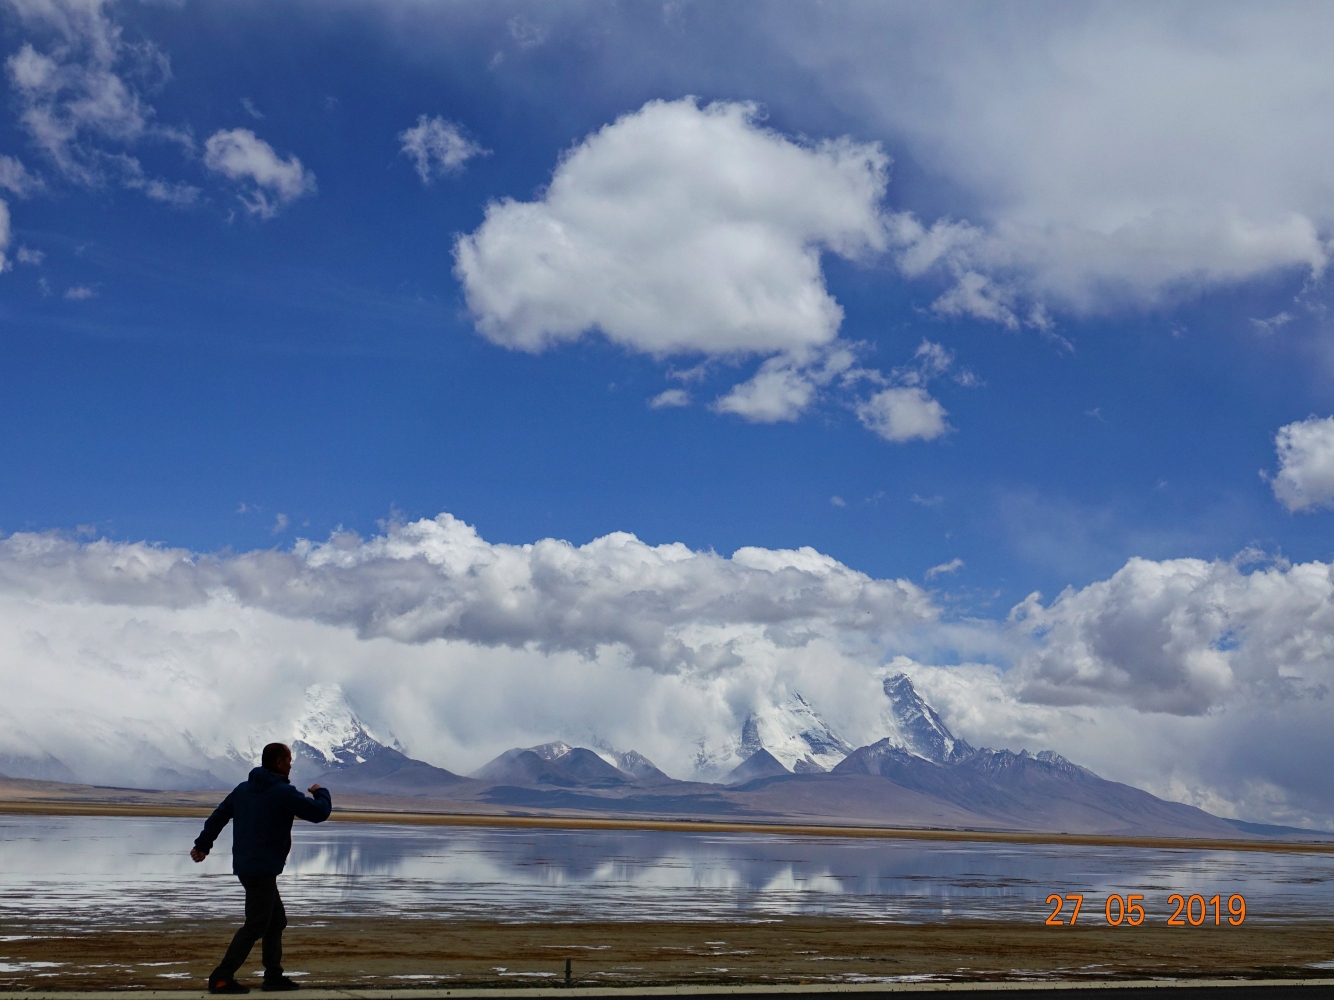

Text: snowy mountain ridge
xmin=692 ymin=690 xmax=854 ymax=777
xmin=289 ymin=683 xmax=402 ymax=769
xmin=877 ymin=673 xmax=975 ymax=764
xmin=213 ymin=684 xmax=402 ymax=778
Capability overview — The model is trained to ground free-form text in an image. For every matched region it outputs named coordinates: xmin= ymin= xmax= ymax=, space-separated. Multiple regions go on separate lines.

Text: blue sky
xmin=4 ymin=1 xmax=1334 ymax=822
xmin=4 ymin=1 xmax=1330 ymax=608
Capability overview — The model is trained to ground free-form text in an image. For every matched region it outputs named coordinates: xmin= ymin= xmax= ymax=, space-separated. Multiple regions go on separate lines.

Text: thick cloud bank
xmin=0 ymin=514 xmax=935 ymax=670
xmin=1012 ymin=555 xmax=1334 ymax=716
xmin=2 ymin=516 xmax=1333 ymax=825
xmin=766 ymin=5 xmax=1334 ymax=324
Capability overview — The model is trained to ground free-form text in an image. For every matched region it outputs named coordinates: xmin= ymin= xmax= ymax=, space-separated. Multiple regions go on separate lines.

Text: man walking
xmin=191 ymin=742 xmax=332 ymax=994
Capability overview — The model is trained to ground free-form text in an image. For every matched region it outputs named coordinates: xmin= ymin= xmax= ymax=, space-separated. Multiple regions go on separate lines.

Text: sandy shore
xmin=1 ymin=916 xmax=1332 ymax=990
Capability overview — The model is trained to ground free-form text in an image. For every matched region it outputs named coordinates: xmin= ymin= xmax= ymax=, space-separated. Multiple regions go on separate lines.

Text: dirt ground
xmin=2 ymin=916 xmax=1332 ymax=990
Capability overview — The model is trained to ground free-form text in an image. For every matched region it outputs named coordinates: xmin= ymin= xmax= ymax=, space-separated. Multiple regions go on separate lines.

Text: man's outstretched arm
xmin=285 ymin=783 xmax=332 ymax=824
xmin=191 ymin=789 xmax=236 ymax=862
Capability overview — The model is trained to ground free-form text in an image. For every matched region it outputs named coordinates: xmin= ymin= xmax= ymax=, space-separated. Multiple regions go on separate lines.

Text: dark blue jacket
xmin=194 ymin=767 xmax=332 ymax=876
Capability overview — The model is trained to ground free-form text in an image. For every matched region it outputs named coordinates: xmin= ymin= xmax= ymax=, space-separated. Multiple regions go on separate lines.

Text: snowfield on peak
xmin=694 ymin=691 xmax=854 ymax=777
xmin=877 ymin=673 xmax=975 ymax=763
xmin=288 ymin=683 xmax=401 ymax=768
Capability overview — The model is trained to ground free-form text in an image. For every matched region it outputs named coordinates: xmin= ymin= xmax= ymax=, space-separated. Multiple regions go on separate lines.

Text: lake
xmin=2 ymin=814 xmax=1332 ymax=928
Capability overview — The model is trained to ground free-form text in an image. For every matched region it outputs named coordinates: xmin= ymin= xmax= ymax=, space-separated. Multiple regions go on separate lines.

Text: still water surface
xmin=2 ymin=815 xmax=1331 ymax=926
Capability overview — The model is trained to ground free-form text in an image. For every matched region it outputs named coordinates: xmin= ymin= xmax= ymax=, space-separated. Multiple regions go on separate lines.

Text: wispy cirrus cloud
xmin=2 ymin=0 xmax=191 ymax=200
xmin=0 ymin=153 xmax=43 ymax=196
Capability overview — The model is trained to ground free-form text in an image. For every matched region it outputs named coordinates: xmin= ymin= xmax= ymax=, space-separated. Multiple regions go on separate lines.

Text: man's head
xmin=261 ymin=742 xmax=292 ymax=777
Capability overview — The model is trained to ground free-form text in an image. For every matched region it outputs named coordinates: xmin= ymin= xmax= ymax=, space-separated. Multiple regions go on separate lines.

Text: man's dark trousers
xmin=214 ymin=876 xmax=287 ymax=981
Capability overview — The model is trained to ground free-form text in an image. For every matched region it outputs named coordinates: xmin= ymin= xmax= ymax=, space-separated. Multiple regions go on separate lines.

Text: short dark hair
xmin=261 ymin=743 xmax=291 ymax=769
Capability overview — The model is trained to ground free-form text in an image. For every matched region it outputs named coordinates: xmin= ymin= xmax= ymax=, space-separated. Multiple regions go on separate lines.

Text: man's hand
xmin=308 ymin=784 xmax=322 ymax=794
xmin=190 ymin=848 xmax=207 ymax=863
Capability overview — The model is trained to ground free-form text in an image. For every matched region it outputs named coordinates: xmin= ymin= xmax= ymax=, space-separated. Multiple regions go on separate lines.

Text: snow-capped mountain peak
xmin=878 ymin=673 xmax=974 ymax=763
xmin=526 ymin=741 xmax=575 ymax=761
xmin=289 ymin=683 xmax=398 ymax=768
xmin=739 ymin=691 xmax=854 ymax=773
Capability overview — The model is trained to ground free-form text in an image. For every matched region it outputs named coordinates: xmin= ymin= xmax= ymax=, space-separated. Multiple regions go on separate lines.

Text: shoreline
xmin=4 ymin=798 xmax=1334 ymax=854
xmin=3 ymin=984 xmax=1334 ymax=998
xmin=3 ymin=915 xmax=1333 ymax=990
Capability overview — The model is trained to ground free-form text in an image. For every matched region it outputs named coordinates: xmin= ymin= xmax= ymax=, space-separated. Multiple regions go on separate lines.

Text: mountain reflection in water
xmin=1 ymin=815 xmax=1331 ymax=928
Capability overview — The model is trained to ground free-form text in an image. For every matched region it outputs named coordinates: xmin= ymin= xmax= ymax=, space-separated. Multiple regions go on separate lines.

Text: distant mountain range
xmin=3 ymin=676 xmax=1328 ymax=840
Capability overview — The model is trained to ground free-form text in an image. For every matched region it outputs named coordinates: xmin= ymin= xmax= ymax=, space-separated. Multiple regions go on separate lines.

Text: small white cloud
xmin=714 ymin=346 xmax=863 ymax=424
xmin=399 ymin=115 xmax=487 ymax=184
xmin=15 ymin=246 xmax=44 ymax=265
xmin=910 ymin=493 xmax=943 ymax=507
xmin=240 ymin=97 xmax=265 ymax=120
xmin=648 ymin=388 xmax=690 ymax=409
xmin=1251 ymin=311 xmax=1294 ymax=335
xmin=0 ymin=155 xmax=44 ymax=197
xmin=271 ymin=513 xmax=290 ymax=535
xmin=829 ymin=496 xmax=847 ymax=507
xmin=857 ymin=386 xmax=950 ymax=443
xmin=203 ymin=128 xmax=315 ymax=218
xmin=924 ymin=557 xmax=964 ymax=579
xmin=506 ymin=14 xmax=548 ymax=49
xmin=1269 ymin=415 xmax=1334 ymax=512
xmin=712 ymin=356 xmax=818 ymax=423
xmin=64 ymin=284 xmax=96 ymax=300
xmin=119 ymin=158 xmax=199 ymax=206
xmin=0 ymin=198 xmax=10 ymax=271
xmin=930 ymin=269 xmax=1021 ymax=329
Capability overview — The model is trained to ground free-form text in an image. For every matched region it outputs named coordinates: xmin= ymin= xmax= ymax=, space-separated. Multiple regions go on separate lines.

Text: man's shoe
xmin=208 ymin=978 xmax=250 ymax=994
xmin=261 ymin=977 xmax=301 ymax=992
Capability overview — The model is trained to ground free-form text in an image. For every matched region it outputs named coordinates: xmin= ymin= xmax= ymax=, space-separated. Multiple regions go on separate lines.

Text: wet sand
xmin=1 ymin=916 xmax=1332 ymax=989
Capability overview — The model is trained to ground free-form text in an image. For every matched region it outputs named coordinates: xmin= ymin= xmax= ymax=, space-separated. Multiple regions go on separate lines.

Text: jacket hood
xmin=247 ymin=766 xmax=288 ymax=791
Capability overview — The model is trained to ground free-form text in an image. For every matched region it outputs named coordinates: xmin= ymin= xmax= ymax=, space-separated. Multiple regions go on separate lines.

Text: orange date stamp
xmin=1045 ymin=892 xmax=1246 ymax=926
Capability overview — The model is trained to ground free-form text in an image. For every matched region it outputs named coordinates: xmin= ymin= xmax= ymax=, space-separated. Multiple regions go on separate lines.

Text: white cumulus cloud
xmin=1269 ymin=415 xmax=1334 ymax=513
xmin=2 ymin=517 xmax=1334 ymax=824
xmin=453 ymin=97 xmax=970 ymax=440
xmin=0 ymin=513 xmax=936 ymax=672
xmin=1010 ymin=554 xmax=1334 ymax=716
xmin=399 ymin=114 xmax=487 ymax=183
xmin=203 ymin=128 xmax=315 ymax=218
xmin=454 ymin=97 xmax=887 ymax=358
xmin=857 ymin=386 xmax=948 ymax=443
xmin=766 ymin=6 xmax=1334 ymax=323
